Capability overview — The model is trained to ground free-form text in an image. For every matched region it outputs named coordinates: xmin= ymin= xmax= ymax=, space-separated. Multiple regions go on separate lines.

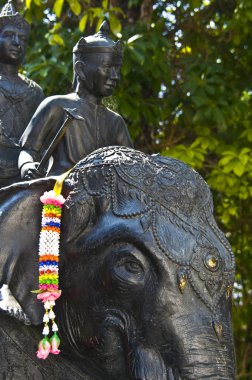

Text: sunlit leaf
xmin=50 ymin=33 xmax=65 ymax=46
xmin=68 ymin=0 xmax=81 ymax=16
xmin=79 ymin=14 xmax=88 ymax=32
xmin=53 ymin=0 xmax=65 ymax=17
xmin=190 ymin=0 xmax=202 ymax=9
xmin=95 ymin=18 xmax=103 ymax=32
xmin=127 ymin=34 xmax=143 ymax=44
xmin=181 ymin=45 xmax=192 ymax=54
xmin=50 ymin=22 xmax=62 ymax=33
xmin=109 ymin=13 xmax=121 ymax=35
xmin=102 ymin=0 xmax=108 ymax=10
xmin=26 ymin=0 xmax=32 ymax=9
xmin=240 ymin=147 xmax=251 ymax=155
xmin=90 ymin=7 xmax=104 ymax=18
xmin=221 ymin=209 xmax=230 ymax=224
xmin=233 ymin=162 xmax=245 ymax=177
xmin=110 ymin=7 xmax=125 ymax=16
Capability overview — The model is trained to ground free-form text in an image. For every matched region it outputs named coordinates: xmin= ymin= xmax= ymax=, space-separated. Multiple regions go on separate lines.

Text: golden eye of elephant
xmin=204 ymin=253 xmax=219 ymax=271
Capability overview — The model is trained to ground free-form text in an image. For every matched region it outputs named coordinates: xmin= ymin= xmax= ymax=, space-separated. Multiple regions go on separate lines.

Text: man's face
xmin=83 ymin=52 xmax=122 ymax=97
xmin=0 ymin=24 xmax=27 ymax=66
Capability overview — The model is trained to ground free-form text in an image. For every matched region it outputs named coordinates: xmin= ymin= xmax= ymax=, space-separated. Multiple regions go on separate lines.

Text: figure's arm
xmin=18 ymin=150 xmax=41 ymax=180
xmin=19 ymin=99 xmax=65 ymax=179
xmin=32 ymin=86 xmax=45 ymax=112
xmin=115 ymin=117 xmax=133 ymax=148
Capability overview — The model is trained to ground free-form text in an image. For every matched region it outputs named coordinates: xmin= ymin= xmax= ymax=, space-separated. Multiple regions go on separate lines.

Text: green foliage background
xmin=4 ymin=0 xmax=252 ymax=377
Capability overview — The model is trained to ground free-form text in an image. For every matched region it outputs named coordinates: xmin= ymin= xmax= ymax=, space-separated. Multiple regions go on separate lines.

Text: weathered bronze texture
xmin=19 ymin=21 xmax=133 ymax=180
xmin=0 ymin=0 xmax=44 ymax=187
xmin=0 ymin=147 xmax=236 ymax=379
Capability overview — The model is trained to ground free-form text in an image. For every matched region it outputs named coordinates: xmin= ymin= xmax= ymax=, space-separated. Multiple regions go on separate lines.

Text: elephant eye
xmin=124 ymin=260 xmax=143 ymax=274
xmin=107 ymin=245 xmax=149 ymax=285
xmin=114 ymin=256 xmax=145 ymax=278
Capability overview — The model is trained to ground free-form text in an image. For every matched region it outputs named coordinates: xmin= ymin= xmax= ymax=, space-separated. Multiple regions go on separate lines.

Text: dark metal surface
xmin=0 ymin=1 xmax=44 ymax=187
xmin=19 ymin=21 xmax=133 ymax=180
xmin=0 ymin=146 xmax=236 ymax=379
xmin=36 ymin=108 xmax=84 ymax=175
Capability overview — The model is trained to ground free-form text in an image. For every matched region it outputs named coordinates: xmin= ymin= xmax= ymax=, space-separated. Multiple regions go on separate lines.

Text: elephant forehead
xmin=67 ymin=212 xmax=155 ymax=252
xmin=64 ymin=208 xmax=195 ymax=271
xmin=68 ymin=146 xmax=212 ymax=222
xmin=63 ymin=213 xmax=192 ymax=305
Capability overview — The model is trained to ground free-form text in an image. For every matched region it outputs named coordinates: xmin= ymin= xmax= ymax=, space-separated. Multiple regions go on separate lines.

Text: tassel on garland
xmin=35 ymin=189 xmax=66 ymax=360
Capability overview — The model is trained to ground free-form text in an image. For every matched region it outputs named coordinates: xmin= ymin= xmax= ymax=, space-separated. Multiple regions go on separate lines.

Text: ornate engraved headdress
xmin=65 ymin=146 xmax=235 ymax=335
xmin=73 ymin=20 xmax=122 ymax=56
xmin=0 ymin=0 xmax=30 ymax=34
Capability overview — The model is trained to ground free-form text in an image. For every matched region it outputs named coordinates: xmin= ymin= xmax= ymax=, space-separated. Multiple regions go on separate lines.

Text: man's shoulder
xmin=19 ymin=74 xmax=43 ymax=93
xmin=38 ymin=93 xmax=77 ymax=110
xmin=103 ymin=106 xmax=125 ymax=124
xmin=0 ymin=73 xmax=44 ymax=99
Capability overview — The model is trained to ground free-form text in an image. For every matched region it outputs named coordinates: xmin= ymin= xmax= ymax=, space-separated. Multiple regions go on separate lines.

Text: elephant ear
xmin=0 ymin=179 xmax=56 ymax=325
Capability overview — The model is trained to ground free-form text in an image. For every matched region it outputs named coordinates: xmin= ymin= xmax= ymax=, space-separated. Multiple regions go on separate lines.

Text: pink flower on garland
xmin=40 ymin=190 xmax=66 ymax=207
xmin=37 ymin=337 xmax=51 ymax=360
xmin=37 ymin=291 xmax=62 ymax=303
xmin=50 ymin=333 xmax=61 ymax=355
xmin=39 ymin=284 xmax=59 ymax=291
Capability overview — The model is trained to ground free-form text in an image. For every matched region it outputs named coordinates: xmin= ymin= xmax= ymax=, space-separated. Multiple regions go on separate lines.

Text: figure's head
xmin=0 ymin=0 xmax=30 ymax=66
xmin=72 ymin=21 xmax=123 ymax=97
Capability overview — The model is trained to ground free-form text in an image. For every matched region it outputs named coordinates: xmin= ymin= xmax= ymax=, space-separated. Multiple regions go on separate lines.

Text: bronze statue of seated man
xmin=0 ymin=0 xmax=44 ymax=187
xmin=0 ymin=146 xmax=236 ymax=379
xmin=19 ymin=21 xmax=133 ymax=180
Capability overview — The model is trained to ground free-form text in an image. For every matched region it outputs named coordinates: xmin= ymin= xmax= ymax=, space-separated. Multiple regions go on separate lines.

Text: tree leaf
xmin=127 ymin=34 xmax=143 ymax=44
xmin=53 ymin=0 xmax=65 ymax=18
xmin=239 ymin=154 xmax=248 ymax=166
xmin=221 ymin=209 xmax=230 ymax=224
xmin=102 ymin=0 xmax=108 ymax=10
xmin=129 ymin=46 xmax=145 ymax=65
xmin=190 ymin=0 xmax=202 ymax=9
xmin=219 ymin=156 xmax=234 ymax=166
xmin=109 ymin=13 xmax=121 ymax=35
xmin=233 ymin=161 xmax=245 ymax=177
xmin=68 ymin=0 xmax=81 ymax=16
xmin=95 ymin=18 xmax=103 ymax=32
xmin=90 ymin=7 xmax=104 ymax=18
xmin=26 ymin=0 xmax=32 ymax=9
xmin=110 ymin=7 xmax=125 ymax=16
xmin=79 ymin=14 xmax=88 ymax=32
xmin=51 ymin=33 xmax=65 ymax=46
xmin=240 ymin=147 xmax=251 ymax=155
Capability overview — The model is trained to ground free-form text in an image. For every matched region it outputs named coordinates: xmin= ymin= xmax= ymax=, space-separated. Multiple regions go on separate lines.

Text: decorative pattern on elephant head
xmin=0 ymin=146 xmax=236 ymax=379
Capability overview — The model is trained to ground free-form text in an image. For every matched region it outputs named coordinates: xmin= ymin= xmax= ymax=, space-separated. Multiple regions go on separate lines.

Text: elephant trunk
xmin=130 ymin=345 xmax=167 ymax=380
xmin=171 ymin=313 xmax=236 ymax=379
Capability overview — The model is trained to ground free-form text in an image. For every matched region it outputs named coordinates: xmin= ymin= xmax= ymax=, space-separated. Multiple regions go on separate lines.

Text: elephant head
xmin=0 ymin=146 xmax=236 ymax=379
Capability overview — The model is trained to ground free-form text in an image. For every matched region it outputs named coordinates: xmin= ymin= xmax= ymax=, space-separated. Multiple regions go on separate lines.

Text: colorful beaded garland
xmin=35 ymin=189 xmax=66 ymax=360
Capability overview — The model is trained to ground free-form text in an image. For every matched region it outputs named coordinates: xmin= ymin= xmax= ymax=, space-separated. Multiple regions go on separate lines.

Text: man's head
xmin=0 ymin=0 xmax=29 ymax=66
xmin=72 ymin=21 xmax=123 ymax=97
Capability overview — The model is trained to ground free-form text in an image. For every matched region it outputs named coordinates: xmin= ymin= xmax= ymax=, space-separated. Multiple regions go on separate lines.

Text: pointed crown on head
xmin=73 ymin=20 xmax=122 ymax=56
xmin=0 ymin=0 xmax=30 ymax=34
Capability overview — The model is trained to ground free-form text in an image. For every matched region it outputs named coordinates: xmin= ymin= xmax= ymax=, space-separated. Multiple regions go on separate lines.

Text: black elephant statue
xmin=0 ymin=146 xmax=236 ymax=379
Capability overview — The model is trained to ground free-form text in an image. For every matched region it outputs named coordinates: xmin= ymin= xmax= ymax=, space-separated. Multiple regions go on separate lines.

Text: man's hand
xmin=20 ymin=162 xmax=44 ymax=180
